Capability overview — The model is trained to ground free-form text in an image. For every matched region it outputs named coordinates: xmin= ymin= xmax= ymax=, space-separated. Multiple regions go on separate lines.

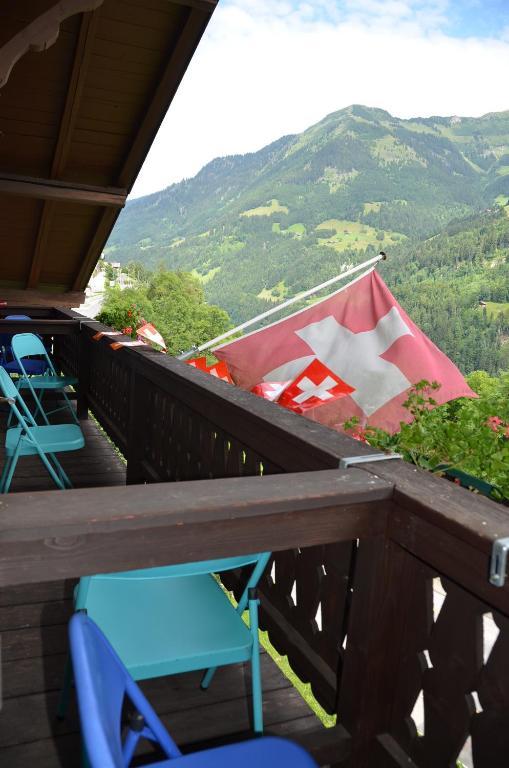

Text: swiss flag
xmin=206 ymin=360 xmax=233 ymax=383
xmin=251 ymin=380 xmax=292 ymax=402
xmin=136 ymin=322 xmax=166 ymax=350
xmin=278 ymin=360 xmax=354 ymax=413
xmin=186 ymin=356 xmax=208 ymax=370
xmin=214 ymin=270 xmax=475 ymax=433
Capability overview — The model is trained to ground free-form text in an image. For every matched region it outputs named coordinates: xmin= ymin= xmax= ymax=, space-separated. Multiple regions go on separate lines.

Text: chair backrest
xmin=0 ymin=315 xmax=31 ymax=360
xmin=69 ymin=612 xmax=181 ymax=768
xmin=0 ymin=366 xmax=37 ymax=431
xmin=76 ymin=552 xmax=272 ymax=614
xmin=12 ymin=332 xmax=55 ymax=376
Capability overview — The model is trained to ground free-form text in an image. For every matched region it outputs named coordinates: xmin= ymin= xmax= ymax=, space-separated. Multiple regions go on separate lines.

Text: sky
xmin=130 ymin=0 xmax=509 ymax=199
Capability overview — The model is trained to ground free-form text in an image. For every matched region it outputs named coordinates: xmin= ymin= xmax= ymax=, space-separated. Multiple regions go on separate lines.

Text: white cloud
xmin=130 ymin=0 xmax=509 ymax=199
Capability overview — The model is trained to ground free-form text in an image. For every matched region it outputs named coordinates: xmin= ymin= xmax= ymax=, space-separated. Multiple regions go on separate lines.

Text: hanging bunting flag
xmin=136 ymin=322 xmax=167 ymax=351
xmin=206 ymin=360 xmax=233 ymax=383
xmin=93 ymin=330 xmax=123 ymax=341
xmin=251 ymin=380 xmax=292 ymax=402
xmin=186 ymin=356 xmax=208 ymax=370
xmin=278 ymin=360 xmax=354 ymax=413
xmin=214 ymin=270 xmax=475 ymax=433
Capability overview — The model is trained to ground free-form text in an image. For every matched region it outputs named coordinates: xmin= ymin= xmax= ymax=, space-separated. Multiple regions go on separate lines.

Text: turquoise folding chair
xmin=70 ymin=612 xmax=317 ymax=768
xmin=0 ymin=366 xmax=84 ymax=492
xmin=60 ymin=552 xmax=271 ymax=733
xmin=11 ymin=332 xmax=79 ymax=425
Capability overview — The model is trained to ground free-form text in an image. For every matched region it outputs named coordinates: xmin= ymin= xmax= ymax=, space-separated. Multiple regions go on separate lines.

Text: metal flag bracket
xmin=339 ymin=453 xmax=402 ymax=469
xmin=489 ymin=536 xmax=509 ymax=588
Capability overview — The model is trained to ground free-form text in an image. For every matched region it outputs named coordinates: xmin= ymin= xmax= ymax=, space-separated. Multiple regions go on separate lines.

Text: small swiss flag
xmin=207 ymin=360 xmax=233 ymax=383
xmin=186 ymin=356 xmax=208 ymax=370
xmin=251 ymin=380 xmax=292 ymax=402
xmin=278 ymin=359 xmax=354 ymax=413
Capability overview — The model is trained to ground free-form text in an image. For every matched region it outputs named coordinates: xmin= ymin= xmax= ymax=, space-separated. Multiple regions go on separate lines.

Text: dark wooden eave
xmin=0 ymin=0 xmax=218 ymax=305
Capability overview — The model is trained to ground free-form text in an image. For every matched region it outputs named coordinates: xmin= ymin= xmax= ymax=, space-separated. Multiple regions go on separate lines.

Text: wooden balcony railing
xmin=0 ymin=308 xmax=508 ymax=768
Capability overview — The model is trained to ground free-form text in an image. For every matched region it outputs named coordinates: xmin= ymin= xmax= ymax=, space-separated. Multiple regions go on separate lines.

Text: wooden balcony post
xmin=126 ymin=366 xmax=144 ymax=485
xmin=77 ymin=326 xmax=90 ymax=420
xmin=337 ymin=532 xmax=417 ymax=767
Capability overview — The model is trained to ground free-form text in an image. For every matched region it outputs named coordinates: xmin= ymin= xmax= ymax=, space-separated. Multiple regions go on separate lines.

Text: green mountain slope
xmin=106 ymin=106 xmax=509 ymax=373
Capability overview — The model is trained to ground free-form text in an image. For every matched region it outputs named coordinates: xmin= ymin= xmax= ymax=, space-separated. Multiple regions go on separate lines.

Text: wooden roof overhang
xmin=0 ymin=0 xmax=217 ymax=306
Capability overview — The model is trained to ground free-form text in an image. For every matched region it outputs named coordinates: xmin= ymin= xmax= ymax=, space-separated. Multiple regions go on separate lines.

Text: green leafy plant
xmin=345 ymin=373 xmax=509 ymax=501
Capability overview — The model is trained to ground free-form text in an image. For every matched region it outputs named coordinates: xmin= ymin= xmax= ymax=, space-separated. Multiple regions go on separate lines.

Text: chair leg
xmin=31 ymin=389 xmax=50 ymax=425
xmin=61 ymin=389 xmax=80 ymax=425
xmin=1 ymin=446 xmax=20 ymax=494
xmin=37 ymin=450 xmax=66 ymax=490
xmin=200 ymin=666 xmax=217 ymax=690
xmin=48 ymin=453 xmax=72 ymax=488
xmin=248 ymin=589 xmax=263 ymax=734
xmin=57 ymin=655 xmax=73 ymax=720
xmin=0 ymin=456 xmax=12 ymax=493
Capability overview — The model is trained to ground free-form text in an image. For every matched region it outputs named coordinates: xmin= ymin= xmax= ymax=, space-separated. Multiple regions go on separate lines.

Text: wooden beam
xmin=0 ymin=0 xmax=104 ymax=88
xmin=28 ymin=10 xmax=100 ymax=290
xmin=72 ymin=5 xmax=217 ymax=291
xmin=117 ymin=6 xmax=214 ymax=189
xmin=71 ymin=207 xmax=121 ymax=291
xmin=0 ymin=288 xmax=84 ymax=307
xmin=0 ymin=470 xmax=392 ymax=587
xmin=0 ymin=174 xmax=126 ymax=207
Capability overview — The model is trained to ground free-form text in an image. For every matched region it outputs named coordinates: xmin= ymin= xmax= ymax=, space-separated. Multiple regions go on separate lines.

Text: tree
xmin=97 ymin=268 xmax=231 ymax=355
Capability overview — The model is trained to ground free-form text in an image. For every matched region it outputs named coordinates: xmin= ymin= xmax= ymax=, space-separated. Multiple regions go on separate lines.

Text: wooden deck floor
xmin=0 ymin=408 xmax=126 ymax=493
xmin=0 ymin=410 xmax=328 ymax=767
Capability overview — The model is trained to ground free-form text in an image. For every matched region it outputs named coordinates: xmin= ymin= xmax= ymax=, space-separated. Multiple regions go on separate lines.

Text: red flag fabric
xmin=206 ymin=360 xmax=233 ymax=383
xmin=136 ymin=322 xmax=166 ymax=350
xmin=251 ymin=380 xmax=292 ymax=402
xmin=278 ymin=360 xmax=354 ymax=413
xmin=214 ymin=270 xmax=475 ymax=433
xmin=186 ymin=356 xmax=208 ymax=370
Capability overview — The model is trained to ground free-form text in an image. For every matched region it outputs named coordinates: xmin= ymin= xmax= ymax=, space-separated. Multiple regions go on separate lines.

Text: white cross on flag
xmin=251 ymin=380 xmax=292 ymax=402
xmin=214 ymin=270 xmax=475 ymax=433
xmin=278 ymin=359 xmax=354 ymax=413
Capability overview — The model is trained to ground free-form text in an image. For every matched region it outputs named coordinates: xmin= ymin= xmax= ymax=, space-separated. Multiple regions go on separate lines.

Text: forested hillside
xmin=107 ymin=105 xmax=509 ymax=374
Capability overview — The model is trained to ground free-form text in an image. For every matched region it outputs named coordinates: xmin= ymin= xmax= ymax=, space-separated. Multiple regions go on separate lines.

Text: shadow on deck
xmin=0 ymin=410 xmax=326 ymax=767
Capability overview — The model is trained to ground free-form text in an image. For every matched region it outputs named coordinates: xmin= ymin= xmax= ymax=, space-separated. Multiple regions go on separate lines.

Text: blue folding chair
xmin=70 ymin=612 xmax=317 ymax=768
xmin=60 ymin=553 xmax=271 ymax=734
xmin=0 ymin=315 xmax=48 ymax=376
xmin=0 ymin=366 xmax=84 ymax=492
xmin=11 ymin=332 xmax=79 ymax=425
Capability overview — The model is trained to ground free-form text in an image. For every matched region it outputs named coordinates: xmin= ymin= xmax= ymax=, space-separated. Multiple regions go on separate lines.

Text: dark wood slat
xmin=391 ymin=504 xmax=509 ymax=616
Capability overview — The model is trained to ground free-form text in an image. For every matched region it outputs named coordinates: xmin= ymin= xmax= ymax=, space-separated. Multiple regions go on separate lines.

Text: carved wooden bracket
xmin=0 ymin=0 xmax=104 ymax=88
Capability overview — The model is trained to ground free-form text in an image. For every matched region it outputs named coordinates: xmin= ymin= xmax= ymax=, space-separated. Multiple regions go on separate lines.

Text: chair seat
xmin=5 ymin=424 xmax=85 ymax=456
xmin=153 ymin=737 xmax=317 ymax=767
xmin=2 ymin=359 xmax=48 ymax=375
xmin=84 ymin=574 xmax=253 ymax=679
xmin=18 ymin=374 xmax=78 ymax=389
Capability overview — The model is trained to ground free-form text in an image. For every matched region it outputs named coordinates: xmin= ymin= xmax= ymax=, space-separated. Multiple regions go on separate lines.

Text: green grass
xmin=273 ymin=222 xmax=306 ymax=238
xmin=315 ymin=218 xmax=406 ymax=252
xmin=371 ymin=135 xmax=426 ymax=166
xmin=257 ymin=280 xmax=287 ymax=302
xmin=363 ymin=201 xmax=381 ymax=214
xmin=221 ymin=581 xmax=336 ymax=729
xmin=191 ymin=266 xmax=221 ymax=284
xmin=258 ymin=627 xmax=337 ymax=728
xmin=240 ymin=199 xmax=289 ymax=217
xmin=485 ymin=300 xmax=509 ymax=319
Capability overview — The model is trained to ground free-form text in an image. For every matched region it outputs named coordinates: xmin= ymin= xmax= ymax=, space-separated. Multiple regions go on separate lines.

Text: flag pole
xmin=178 ymin=251 xmax=386 ymax=360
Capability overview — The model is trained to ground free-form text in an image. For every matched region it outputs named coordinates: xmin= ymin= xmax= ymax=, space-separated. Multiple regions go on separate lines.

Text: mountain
xmin=105 ymin=105 xmax=509 ymax=373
